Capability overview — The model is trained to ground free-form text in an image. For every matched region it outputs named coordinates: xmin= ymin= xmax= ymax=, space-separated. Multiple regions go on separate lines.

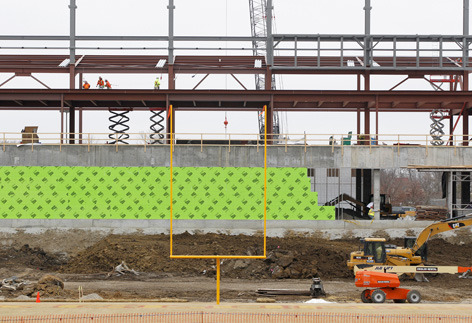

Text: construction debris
xmin=81 ymin=293 xmax=104 ymax=300
xmin=0 ymin=277 xmax=30 ymax=291
xmin=415 ymin=206 xmax=448 ymax=221
xmin=107 ymin=261 xmax=139 ymax=277
xmin=257 ymin=277 xmax=326 ymax=297
xmin=459 ymin=270 xmax=472 ymax=279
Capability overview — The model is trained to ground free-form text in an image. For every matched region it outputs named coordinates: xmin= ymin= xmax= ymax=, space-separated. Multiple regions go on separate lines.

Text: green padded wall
xmin=0 ymin=167 xmax=334 ymax=220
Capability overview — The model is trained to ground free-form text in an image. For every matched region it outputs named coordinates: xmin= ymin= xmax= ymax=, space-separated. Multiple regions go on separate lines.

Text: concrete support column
xmin=373 ymin=169 xmax=381 ymax=221
xmin=446 ymin=172 xmax=454 ymax=218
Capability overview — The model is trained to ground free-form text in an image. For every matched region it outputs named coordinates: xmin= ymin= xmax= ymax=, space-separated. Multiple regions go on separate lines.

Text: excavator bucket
xmin=414 ymin=273 xmax=429 ymax=282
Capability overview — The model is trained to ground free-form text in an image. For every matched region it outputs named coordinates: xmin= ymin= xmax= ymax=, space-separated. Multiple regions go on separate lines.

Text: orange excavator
xmin=348 ymin=215 xmax=472 ymax=271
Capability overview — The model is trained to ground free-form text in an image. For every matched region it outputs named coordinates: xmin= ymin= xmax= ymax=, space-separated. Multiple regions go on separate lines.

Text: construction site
xmin=1 ymin=0 xmax=472 ymax=322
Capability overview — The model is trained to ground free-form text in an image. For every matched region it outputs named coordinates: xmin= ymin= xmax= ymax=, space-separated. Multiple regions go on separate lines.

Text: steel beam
xmin=266 ymin=0 xmax=274 ymax=66
xmin=168 ymin=0 xmax=175 ymax=65
xmin=69 ymin=0 xmax=77 ymax=144
xmin=0 ymin=90 xmax=471 ymax=111
xmin=364 ymin=0 xmax=372 ymax=67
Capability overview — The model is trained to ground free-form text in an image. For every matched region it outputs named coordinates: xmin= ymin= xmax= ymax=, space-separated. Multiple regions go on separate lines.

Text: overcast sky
xmin=0 ymin=1 xmax=467 ymax=144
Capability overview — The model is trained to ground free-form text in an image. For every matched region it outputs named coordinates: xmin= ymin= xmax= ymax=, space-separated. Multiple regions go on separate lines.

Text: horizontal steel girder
xmin=0 ymin=89 xmax=469 ymax=112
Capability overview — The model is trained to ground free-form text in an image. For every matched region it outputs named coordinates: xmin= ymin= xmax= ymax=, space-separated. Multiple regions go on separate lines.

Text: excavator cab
xmin=348 ymin=238 xmax=387 ymax=269
xmin=363 ymin=238 xmax=387 ymax=264
xmin=404 ymin=236 xmax=428 ymax=261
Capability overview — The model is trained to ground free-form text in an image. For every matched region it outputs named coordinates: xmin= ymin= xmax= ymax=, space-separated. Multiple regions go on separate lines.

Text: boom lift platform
xmin=354 ymin=265 xmax=472 ymax=279
xmin=355 ymin=271 xmax=421 ymax=303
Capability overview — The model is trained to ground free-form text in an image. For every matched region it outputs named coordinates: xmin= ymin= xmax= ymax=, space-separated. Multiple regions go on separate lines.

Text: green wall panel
xmin=0 ymin=166 xmax=334 ymax=220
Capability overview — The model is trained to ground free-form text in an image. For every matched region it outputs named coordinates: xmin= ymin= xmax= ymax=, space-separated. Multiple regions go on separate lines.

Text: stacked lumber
xmin=415 ymin=206 xmax=448 ymax=221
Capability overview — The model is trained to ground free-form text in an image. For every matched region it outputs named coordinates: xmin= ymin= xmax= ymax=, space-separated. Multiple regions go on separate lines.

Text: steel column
xmin=266 ymin=0 xmax=274 ymax=66
xmin=166 ymin=95 xmax=174 ymax=143
xmin=78 ymin=73 xmax=83 ymax=144
xmin=464 ymin=0 xmax=469 ymax=67
xmin=168 ymin=0 xmax=175 ymax=90
xmin=464 ymin=106 xmax=470 ymax=145
xmin=364 ymin=73 xmax=370 ymax=137
xmin=375 ymin=95 xmax=379 ymax=139
xmin=68 ymin=0 xmax=76 ymax=144
xmin=266 ymin=96 xmax=274 ymax=143
xmin=265 ymin=67 xmax=272 ymax=90
xmin=364 ymin=0 xmax=372 ymax=67
xmin=449 ymin=110 xmax=454 ymax=146
xmin=60 ymin=95 xmax=64 ymax=144
xmin=168 ymin=0 xmax=175 ymax=65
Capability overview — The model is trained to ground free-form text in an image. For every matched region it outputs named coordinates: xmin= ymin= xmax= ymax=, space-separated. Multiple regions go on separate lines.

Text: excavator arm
xmin=412 ymin=215 xmax=472 ymax=254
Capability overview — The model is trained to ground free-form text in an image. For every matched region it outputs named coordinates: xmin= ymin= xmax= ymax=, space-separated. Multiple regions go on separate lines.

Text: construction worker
xmin=96 ymin=77 xmax=104 ymax=89
xmin=154 ymin=77 xmax=160 ymax=90
xmin=83 ymin=81 xmax=90 ymax=89
xmin=367 ymin=202 xmax=374 ymax=218
xmin=105 ymin=79 xmax=112 ymax=89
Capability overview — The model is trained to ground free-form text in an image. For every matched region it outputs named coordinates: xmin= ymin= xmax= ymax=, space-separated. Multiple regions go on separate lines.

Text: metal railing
xmin=1 ymin=34 xmax=470 ymax=71
xmin=3 ymin=132 xmax=472 ymax=152
xmin=272 ymin=34 xmax=471 ymax=70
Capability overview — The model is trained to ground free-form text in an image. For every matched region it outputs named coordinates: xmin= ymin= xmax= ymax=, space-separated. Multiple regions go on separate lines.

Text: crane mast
xmin=248 ymin=0 xmax=280 ymax=138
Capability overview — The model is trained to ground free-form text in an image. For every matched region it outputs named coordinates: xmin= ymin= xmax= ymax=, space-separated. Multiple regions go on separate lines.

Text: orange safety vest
xmin=83 ymin=83 xmax=90 ymax=89
xmin=105 ymin=81 xmax=111 ymax=89
xmin=97 ymin=79 xmax=104 ymax=87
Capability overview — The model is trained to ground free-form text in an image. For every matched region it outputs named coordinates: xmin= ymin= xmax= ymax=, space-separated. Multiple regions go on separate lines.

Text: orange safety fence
xmin=0 ymin=312 xmax=471 ymax=323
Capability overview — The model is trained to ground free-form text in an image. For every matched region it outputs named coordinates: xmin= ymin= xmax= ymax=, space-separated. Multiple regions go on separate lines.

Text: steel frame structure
xmin=0 ymin=0 xmax=471 ymax=136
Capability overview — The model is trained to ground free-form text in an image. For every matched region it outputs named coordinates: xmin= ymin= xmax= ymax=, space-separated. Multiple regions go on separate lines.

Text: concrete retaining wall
xmin=1 ymin=219 xmax=471 ymax=240
xmin=2 ymin=144 xmax=472 ymax=168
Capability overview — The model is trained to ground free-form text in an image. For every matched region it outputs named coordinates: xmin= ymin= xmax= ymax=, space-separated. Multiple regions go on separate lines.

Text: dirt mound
xmin=0 ymin=244 xmax=66 ymax=271
xmin=60 ymin=233 xmax=353 ymax=279
xmin=33 ymin=274 xmax=65 ymax=297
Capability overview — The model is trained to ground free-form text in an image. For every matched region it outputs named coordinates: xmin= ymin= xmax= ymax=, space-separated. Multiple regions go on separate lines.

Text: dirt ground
xmin=0 ymin=232 xmax=472 ymax=303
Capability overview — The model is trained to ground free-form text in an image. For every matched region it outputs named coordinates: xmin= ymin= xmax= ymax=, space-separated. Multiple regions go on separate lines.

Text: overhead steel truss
xmin=0 ymin=0 xmax=471 ymax=138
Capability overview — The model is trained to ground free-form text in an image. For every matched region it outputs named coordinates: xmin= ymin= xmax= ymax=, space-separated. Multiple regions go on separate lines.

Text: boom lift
xmin=347 ymin=215 xmax=472 ymax=270
xmin=355 ymin=271 xmax=421 ymax=303
xmin=354 ymin=265 xmax=472 ymax=278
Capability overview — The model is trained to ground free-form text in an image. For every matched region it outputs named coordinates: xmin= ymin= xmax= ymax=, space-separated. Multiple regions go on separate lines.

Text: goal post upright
xmin=169 ymin=104 xmax=268 ymax=304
